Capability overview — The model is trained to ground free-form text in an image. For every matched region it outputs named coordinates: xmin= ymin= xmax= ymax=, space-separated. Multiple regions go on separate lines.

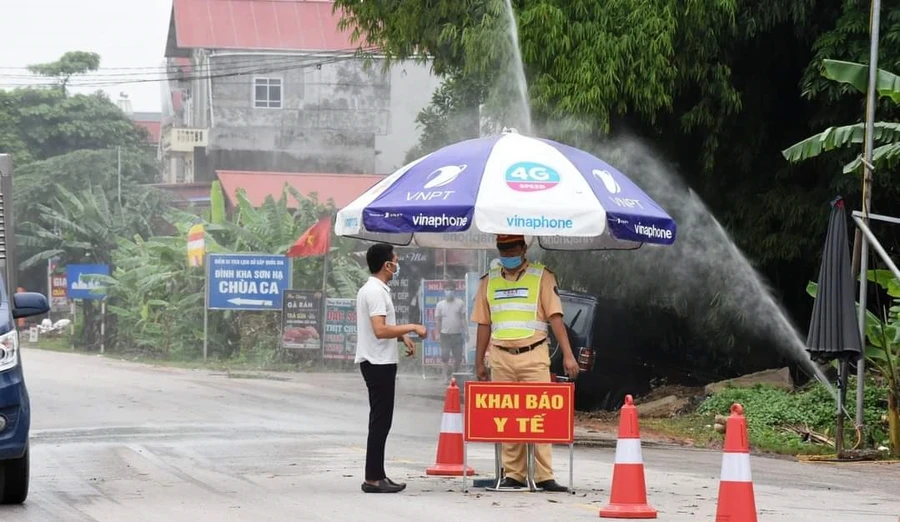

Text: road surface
xmin=1 ymin=348 xmax=898 ymax=521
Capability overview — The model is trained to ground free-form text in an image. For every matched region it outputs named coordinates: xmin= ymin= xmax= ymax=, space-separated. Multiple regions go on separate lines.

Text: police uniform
xmin=470 ymin=236 xmax=565 ymax=488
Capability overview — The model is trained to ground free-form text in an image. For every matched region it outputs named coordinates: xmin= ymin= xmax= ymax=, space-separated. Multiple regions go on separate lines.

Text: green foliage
xmin=783 ymin=60 xmax=900 ymax=173
xmin=103 ymin=184 xmax=368 ymax=362
xmin=26 ymin=51 xmax=100 ymax=94
xmin=0 ymin=87 xmax=147 ymax=165
xmin=698 ymin=381 xmax=890 ymax=450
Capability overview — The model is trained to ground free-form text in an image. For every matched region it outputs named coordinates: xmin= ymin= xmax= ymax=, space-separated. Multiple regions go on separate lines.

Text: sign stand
xmin=461 ymin=381 xmax=576 ymax=494
xmin=203 ymin=252 xmax=209 ymax=361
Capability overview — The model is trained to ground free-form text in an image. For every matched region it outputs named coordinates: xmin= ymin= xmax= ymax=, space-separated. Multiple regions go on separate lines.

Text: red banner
xmin=464 ymin=382 xmax=575 ymax=444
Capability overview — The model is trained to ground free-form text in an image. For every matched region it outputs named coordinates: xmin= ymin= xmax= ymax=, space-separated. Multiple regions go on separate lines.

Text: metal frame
xmin=461 ymin=441 xmax=574 ymax=494
xmin=851 ymin=210 xmax=900 ymax=437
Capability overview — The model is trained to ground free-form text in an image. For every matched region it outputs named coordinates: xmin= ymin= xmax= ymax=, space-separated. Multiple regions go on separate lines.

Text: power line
xmin=0 ymin=47 xmax=384 ymax=90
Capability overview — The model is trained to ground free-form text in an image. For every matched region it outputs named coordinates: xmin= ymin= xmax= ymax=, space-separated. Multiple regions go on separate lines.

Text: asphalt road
xmin=1 ymin=348 xmax=898 ymax=521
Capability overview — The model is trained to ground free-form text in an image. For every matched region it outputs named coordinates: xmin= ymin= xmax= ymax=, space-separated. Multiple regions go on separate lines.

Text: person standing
xmin=471 ymin=234 xmax=581 ymax=492
xmin=355 ymin=243 xmax=427 ymax=494
xmin=435 ymin=282 xmax=468 ymax=382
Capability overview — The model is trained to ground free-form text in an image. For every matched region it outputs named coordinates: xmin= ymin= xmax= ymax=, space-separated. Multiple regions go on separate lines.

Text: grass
xmin=641 ymin=381 xmax=892 ymax=457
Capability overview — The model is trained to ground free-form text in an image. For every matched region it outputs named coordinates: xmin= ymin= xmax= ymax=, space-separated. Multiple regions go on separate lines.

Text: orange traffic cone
xmin=426 ymin=378 xmax=475 ymax=476
xmin=599 ymin=394 xmax=657 ymax=519
xmin=714 ymin=403 xmax=757 ymax=522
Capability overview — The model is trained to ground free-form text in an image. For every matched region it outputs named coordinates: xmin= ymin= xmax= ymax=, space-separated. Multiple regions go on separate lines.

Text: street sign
xmin=206 ymin=254 xmax=291 ymax=310
xmin=464 ymin=382 xmax=575 ymax=444
xmin=66 ymin=264 xmax=110 ymax=300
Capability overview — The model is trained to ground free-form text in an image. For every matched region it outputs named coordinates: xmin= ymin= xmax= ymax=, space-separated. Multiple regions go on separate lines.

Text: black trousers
xmin=359 ymin=361 xmax=397 ymax=481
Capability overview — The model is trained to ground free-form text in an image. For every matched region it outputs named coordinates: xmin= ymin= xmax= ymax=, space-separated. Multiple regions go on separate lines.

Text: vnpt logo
xmin=343 ymin=217 xmax=359 ymax=229
xmin=505 ymin=215 xmax=574 ymax=230
xmin=505 ymin=162 xmax=560 ymax=192
xmin=634 ymin=223 xmax=673 ymax=240
xmin=412 ymin=213 xmax=469 ymax=228
xmin=424 ymin=165 xmax=466 ymax=189
xmin=407 ymin=165 xmax=466 ymax=201
xmin=592 ymin=169 xmax=621 ymax=194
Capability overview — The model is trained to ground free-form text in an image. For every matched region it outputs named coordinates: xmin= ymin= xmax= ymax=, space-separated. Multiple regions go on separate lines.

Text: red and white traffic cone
xmin=714 ymin=403 xmax=757 ymax=522
xmin=426 ymin=378 xmax=474 ymax=476
xmin=599 ymin=394 xmax=657 ymax=519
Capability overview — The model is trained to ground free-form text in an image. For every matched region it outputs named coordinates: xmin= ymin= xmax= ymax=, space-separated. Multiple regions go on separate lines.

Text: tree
xmin=783 ymin=60 xmax=900 ymax=173
xmin=26 ymin=51 xmax=100 ymax=95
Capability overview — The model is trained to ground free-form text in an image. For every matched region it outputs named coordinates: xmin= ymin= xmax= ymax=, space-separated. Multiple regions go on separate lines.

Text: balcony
xmin=162 ymin=127 xmax=208 ymax=153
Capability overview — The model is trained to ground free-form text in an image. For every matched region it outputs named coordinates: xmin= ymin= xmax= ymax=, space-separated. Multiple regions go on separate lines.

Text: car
xmin=0 ymin=286 xmax=49 ymax=504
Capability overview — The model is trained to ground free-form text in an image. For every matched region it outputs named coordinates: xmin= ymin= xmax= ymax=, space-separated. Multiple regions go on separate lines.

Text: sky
xmin=0 ymin=0 xmax=174 ymax=113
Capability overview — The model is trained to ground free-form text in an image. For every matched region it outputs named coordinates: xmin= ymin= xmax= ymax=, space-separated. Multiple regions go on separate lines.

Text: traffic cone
xmin=714 ymin=403 xmax=757 ymax=522
xmin=599 ymin=394 xmax=657 ymax=519
xmin=426 ymin=378 xmax=475 ymax=476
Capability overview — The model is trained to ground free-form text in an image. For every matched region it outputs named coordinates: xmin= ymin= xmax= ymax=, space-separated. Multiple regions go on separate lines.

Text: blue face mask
xmin=499 ymin=255 xmax=523 ymax=270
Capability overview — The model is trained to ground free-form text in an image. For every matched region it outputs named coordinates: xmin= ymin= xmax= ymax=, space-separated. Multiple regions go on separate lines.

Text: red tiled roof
xmin=170 ymin=0 xmax=367 ymax=53
xmin=134 ymin=120 xmax=161 ymax=144
xmin=216 ymin=170 xmax=384 ymax=209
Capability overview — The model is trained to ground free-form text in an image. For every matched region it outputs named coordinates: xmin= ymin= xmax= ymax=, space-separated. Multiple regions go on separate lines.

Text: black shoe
xmin=361 ymin=479 xmax=404 ymax=493
xmin=498 ymin=477 xmax=526 ymax=489
xmin=385 ymin=477 xmax=407 ymax=489
xmin=536 ymin=479 xmax=568 ymax=492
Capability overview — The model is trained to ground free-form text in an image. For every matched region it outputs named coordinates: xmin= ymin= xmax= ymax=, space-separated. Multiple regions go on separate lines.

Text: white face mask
xmin=388 ymin=262 xmax=400 ymax=276
xmin=444 ymin=290 xmax=454 ymax=298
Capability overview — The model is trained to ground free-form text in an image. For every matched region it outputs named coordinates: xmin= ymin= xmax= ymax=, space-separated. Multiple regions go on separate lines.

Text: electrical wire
xmin=0 ymin=46 xmax=383 ymax=89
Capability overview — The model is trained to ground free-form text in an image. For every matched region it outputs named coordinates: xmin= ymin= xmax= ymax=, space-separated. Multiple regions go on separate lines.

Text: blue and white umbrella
xmin=335 ymin=130 xmax=677 ymax=250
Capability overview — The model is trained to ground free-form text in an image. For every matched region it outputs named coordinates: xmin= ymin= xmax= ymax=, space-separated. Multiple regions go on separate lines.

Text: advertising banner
xmin=281 ymin=290 xmax=323 ymax=351
xmin=323 ymin=298 xmax=357 ymax=361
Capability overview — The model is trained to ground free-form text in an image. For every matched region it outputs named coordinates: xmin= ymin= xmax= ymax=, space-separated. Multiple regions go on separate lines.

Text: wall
xmin=206 ymin=53 xmax=439 ymax=177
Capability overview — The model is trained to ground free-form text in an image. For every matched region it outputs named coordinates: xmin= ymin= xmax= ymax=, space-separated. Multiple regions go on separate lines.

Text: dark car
xmin=548 ymin=289 xmax=661 ymax=411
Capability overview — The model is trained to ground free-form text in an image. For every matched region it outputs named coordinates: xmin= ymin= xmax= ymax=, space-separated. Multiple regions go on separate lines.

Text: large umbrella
xmin=806 ymin=196 xmax=863 ymax=361
xmin=805 ymin=196 xmax=863 ymax=456
xmin=334 ymin=129 xmax=677 ymax=250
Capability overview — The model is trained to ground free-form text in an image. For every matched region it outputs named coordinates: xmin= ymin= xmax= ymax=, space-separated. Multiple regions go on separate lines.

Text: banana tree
xmin=807 ymin=272 xmax=900 ymax=456
xmin=782 ymin=60 xmax=900 ymax=173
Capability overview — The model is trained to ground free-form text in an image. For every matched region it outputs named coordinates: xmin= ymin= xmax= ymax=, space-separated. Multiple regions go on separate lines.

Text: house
xmin=159 ymin=0 xmax=442 ymax=186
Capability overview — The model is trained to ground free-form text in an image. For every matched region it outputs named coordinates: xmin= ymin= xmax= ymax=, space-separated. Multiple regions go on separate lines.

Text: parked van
xmin=0 ymin=154 xmax=51 ymax=504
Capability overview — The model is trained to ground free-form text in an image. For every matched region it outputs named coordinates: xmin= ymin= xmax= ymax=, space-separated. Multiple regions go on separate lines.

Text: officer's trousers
xmin=488 ymin=341 xmax=554 ymax=483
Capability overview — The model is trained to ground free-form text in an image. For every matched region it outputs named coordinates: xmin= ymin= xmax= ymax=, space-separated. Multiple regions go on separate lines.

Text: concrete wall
xmin=206 ymin=54 xmax=440 ymax=176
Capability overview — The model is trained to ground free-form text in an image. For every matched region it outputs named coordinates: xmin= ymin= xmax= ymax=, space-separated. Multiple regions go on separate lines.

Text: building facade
xmin=160 ymin=0 xmax=441 ymax=185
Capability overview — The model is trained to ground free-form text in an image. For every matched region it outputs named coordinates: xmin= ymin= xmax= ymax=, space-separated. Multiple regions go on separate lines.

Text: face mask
xmin=389 ymin=262 xmax=400 ymax=276
xmin=500 ymin=255 xmax=523 ymax=270
xmin=444 ymin=290 xmax=454 ymax=298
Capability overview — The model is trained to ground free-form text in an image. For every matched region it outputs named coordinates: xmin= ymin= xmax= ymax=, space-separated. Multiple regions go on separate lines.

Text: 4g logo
xmin=505 ymin=162 xmax=561 ymax=192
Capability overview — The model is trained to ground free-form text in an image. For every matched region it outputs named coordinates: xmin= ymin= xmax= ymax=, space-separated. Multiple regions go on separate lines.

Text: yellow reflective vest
xmin=486 ymin=262 xmax=548 ymax=341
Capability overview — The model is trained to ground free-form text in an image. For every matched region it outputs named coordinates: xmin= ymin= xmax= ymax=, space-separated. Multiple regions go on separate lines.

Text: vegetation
xmin=645 ymin=381 xmax=891 ymax=456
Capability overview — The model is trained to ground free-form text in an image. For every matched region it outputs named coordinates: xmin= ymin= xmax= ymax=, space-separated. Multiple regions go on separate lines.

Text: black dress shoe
xmin=498 ymin=477 xmax=526 ymax=489
xmin=361 ymin=479 xmax=404 ymax=493
xmin=536 ymin=479 xmax=568 ymax=492
xmin=385 ymin=477 xmax=407 ymax=489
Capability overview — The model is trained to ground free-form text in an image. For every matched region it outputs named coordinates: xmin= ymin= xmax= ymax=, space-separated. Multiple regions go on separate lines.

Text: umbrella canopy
xmin=806 ymin=197 xmax=863 ymax=361
xmin=334 ymin=130 xmax=677 ymax=251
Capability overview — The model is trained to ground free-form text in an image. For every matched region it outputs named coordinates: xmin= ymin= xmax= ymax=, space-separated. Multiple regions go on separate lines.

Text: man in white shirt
xmin=355 ymin=243 xmax=427 ymax=494
xmin=435 ymin=281 xmax=468 ymax=381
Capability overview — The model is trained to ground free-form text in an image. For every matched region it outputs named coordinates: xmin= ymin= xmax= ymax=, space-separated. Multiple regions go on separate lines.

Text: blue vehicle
xmin=0 ymin=154 xmax=50 ymax=504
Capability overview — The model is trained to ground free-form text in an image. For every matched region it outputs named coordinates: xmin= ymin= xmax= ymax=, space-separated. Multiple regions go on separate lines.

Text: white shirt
xmin=354 ymin=276 xmax=398 ymax=365
xmin=435 ymin=297 xmax=467 ymax=334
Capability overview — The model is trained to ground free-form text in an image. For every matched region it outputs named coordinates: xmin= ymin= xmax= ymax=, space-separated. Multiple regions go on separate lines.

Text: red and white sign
xmin=464 ymin=382 xmax=575 ymax=444
xmin=48 ymin=258 xmax=68 ymax=309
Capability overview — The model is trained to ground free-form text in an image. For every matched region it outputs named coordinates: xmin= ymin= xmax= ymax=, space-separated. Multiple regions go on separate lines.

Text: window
xmin=254 ymin=77 xmax=282 ymax=109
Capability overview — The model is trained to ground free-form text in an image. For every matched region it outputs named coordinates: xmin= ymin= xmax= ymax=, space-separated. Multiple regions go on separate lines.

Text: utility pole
xmin=855 ymin=0 xmax=882 ymax=436
xmin=117 ymin=146 xmax=122 ymax=208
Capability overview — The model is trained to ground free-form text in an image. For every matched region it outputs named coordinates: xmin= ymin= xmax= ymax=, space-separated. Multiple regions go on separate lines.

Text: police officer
xmin=471 ymin=234 xmax=580 ymax=492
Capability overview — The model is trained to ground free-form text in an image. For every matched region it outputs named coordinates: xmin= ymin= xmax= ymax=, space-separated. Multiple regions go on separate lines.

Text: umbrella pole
xmin=836 ymin=361 xmax=847 ymax=457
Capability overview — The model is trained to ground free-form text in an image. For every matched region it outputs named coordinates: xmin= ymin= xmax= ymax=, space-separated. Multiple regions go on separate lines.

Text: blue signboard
xmin=207 ymin=254 xmax=291 ymax=311
xmin=66 ymin=264 xmax=110 ymax=300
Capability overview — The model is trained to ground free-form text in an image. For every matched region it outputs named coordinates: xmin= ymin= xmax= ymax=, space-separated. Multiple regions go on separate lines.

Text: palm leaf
xmin=822 ymin=59 xmax=900 ymax=103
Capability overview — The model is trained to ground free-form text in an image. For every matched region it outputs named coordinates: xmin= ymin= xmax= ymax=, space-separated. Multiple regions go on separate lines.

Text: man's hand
xmin=475 ymin=361 xmax=489 ymax=381
xmin=402 ymin=336 xmax=416 ymax=357
xmin=563 ymin=354 xmax=581 ymax=379
xmin=413 ymin=324 xmax=427 ymax=338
